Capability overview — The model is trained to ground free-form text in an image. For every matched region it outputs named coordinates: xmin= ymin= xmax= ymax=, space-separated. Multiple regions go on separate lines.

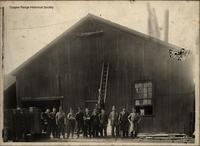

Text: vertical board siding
xmin=15 ymin=18 xmax=194 ymax=134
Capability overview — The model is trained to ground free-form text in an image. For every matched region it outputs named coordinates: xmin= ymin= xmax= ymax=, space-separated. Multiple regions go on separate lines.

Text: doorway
xmin=22 ymin=99 xmax=61 ymax=112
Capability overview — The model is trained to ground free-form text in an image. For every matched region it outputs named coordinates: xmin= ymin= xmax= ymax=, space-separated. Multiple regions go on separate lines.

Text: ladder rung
xmin=99 ymin=62 xmax=109 ymax=106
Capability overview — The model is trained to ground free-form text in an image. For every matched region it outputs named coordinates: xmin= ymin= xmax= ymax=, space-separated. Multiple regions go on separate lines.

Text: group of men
xmin=40 ymin=105 xmax=141 ymax=139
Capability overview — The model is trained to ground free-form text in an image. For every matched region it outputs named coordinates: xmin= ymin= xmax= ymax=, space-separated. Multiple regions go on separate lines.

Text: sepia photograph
xmin=0 ymin=1 xmax=199 ymax=145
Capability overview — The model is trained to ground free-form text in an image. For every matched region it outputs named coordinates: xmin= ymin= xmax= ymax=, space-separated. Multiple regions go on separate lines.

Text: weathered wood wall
xmin=14 ymin=16 xmax=194 ymax=134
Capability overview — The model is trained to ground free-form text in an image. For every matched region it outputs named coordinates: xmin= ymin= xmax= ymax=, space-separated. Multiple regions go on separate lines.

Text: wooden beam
xmin=78 ymin=30 xmax=103 ymax=37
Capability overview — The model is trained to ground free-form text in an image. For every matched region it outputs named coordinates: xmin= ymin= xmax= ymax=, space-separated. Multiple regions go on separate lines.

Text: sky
xmin=1 ymin=1 xmax=199 ymax=75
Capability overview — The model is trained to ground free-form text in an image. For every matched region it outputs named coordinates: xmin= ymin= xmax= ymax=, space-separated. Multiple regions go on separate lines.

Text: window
xmin=134 ymin=81 xmax=153 ymax=116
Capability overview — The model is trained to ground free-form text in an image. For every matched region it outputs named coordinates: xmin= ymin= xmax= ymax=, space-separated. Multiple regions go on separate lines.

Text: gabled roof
xmin=11 ymin=13 xmax=181 ymax=75
xmin=4 ymin=74 xmax=16 ymax=90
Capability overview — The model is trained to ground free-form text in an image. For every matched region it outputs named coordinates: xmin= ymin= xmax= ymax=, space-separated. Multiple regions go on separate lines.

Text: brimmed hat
xmin=112 ymin=105 xmax=116 ymax=111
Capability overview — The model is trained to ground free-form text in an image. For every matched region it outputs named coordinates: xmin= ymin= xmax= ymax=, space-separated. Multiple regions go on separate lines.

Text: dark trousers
xmin=83 ymin=123 xmax=91 ymax=137
xmin=76 ymin=123 xmax=83 ymax=138
xmin=46 ymin=124 xmax=51 ymax=137
xmin=49 ymin=124 xmax=57 ymax=138
xmin=92 ymin=124 xmax=99 ymax=137
xmin=131 ymin=131 xmax=138 ymax=138
xmin=67 ymin=120 xmax=75 ymax=138
xmin=131 ymin=123 xmax=138 ymax=138
xmin=122 ymin=130 xmax=129 ymax=137
xmin=43 ymin=122 xmax=48 ymax=133
xmin=57 ymin=122 xmax=65 ymax=138
xmin=111 ymin=125 xmax=119 ymax=137
xmin=99 ymin=124 xmax=107 ymax=137
xmin=121 ymin=123 xmax=129 ymax=137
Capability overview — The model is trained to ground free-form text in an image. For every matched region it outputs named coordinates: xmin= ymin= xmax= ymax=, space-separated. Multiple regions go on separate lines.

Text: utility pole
xmin=147 ymin=3 xmax=160 ymax=39
xmin=164 ymin=9 xmax=169 ymax=42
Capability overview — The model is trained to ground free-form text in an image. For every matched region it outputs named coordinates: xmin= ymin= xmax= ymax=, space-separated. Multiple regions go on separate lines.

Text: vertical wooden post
xmin=16 ymin=79 xmax=21 ymax=107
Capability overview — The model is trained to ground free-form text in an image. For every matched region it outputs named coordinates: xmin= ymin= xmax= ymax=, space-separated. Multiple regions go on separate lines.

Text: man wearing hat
xmin=119 ymin=107 xmax=129 ymax=138
xmin=109 ymin=105 xmax=119 ymax=137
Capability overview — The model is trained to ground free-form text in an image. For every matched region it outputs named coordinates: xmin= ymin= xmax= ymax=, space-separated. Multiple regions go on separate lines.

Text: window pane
xmin=135 ymin=100 xmax=140 ymax=106
xmin=138 ymin=83 xmax=143 ymax=88
xmin=135 ymin=100 xmax=144 ymax=106
xmin=147 ymin=82 xmax=152 ymax=87
xmin=144 ymin=83 xmax=148 ymax=87
xmin=138 ymin=87 xmax=143 ymax=93
xmin=143 ymin=99 xmax=148 ymax=105
xmin=138 ymin=93 xmax=143 ymax=99
xmin=147 ymin=87 xmax=152 ymax=93
xmin=147 ymin=99 xmax=152 ymax=105
xmin=148 ymin=93 xmax=152 ymax=98
xmin=144 ymin=93 xmax=147 ymax=98
xmin=143 ymin=87 xmax=147 ymax=93
xmin=135 ymin=87 xmax=139 ymax=93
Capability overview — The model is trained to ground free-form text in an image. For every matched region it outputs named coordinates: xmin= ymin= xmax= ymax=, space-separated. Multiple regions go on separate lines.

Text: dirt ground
xmin=36 ymin=135 xmax=195 ymax=144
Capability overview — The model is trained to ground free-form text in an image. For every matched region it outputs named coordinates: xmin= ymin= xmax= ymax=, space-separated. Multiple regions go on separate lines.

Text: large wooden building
xmin=11 ymin=14 xmax=194 ymax=134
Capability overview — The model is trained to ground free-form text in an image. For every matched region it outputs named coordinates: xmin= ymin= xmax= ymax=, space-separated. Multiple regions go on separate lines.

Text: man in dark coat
xmin=66 ymin=108 xmax=76 ymax=138
xmin=90 ymin=108 xmax=100 ymax=137
xmin=49 ymin=107 xmax=57 ymax=138
xmin=83 ymin=108 xmax=91 ymax=138
xmin=75 ymin=107 xmax=84 ymax=138
xmin=13 ymin=107 xmax=26 ymax=141
xmin=109 ymin=105 xmax=119 ymax=137
xmin=43 ymin=109 xmax=51 ymax=137
xmin=119 ymin=107 xmax=129 ymax=138
xmin=99 ymin=109 xmax=108 ymax=137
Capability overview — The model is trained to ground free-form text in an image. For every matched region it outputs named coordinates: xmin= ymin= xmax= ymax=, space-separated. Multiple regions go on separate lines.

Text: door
xmin=22 ymin=100 xmax=61 ymax=112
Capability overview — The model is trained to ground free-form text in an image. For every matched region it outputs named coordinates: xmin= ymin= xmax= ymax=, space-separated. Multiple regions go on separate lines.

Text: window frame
xmin=133 ymin=80 xmax=155 ymax=117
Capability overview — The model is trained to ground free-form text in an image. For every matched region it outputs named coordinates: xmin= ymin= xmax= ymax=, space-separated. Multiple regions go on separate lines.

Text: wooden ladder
xmin=98 ymin=62 xmax=109 ymax=109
